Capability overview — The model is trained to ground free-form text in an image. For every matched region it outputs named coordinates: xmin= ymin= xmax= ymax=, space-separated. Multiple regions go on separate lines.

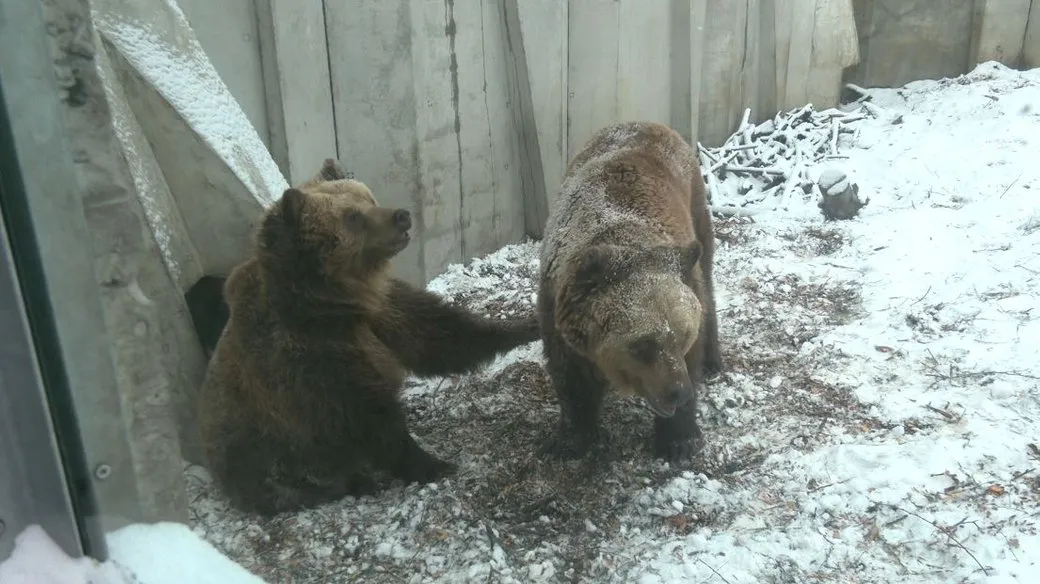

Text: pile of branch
xmin=700 ymin=99 xmax=882 ymax=213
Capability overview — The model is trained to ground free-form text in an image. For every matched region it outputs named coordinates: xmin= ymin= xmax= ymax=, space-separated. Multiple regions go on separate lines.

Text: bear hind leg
xmin=209 ymin=434 xmax=371 ymax=516
xmin=364 ymin=396 xmax=457 ymax=485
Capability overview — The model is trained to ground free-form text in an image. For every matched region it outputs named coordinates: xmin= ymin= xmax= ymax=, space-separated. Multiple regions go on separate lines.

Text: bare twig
xmin=695 ymin=558 xmax=734 ymax=584
xmin=890 ymin=505 xmax=991 ymax=576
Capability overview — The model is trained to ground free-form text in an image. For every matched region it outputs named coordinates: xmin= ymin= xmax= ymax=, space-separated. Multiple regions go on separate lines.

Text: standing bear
xmin=198 ymin=159 xmax=541 ymax=516
xmin=537 ymin=121 xmax=723 ymax=462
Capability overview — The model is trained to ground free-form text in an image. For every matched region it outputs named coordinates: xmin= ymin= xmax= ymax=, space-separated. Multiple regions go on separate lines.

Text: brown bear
xmin=536 ymin=121 xmax=723 ymax=462
xmin=198 ymin=158 xmax=541 ymax=515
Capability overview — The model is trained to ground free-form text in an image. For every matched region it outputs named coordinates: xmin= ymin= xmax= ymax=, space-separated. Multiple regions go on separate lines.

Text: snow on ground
xmin=184 ymin=62 xmax=1040 ymax=583
xmin=0 ymin=522 xmax=262 ymax=584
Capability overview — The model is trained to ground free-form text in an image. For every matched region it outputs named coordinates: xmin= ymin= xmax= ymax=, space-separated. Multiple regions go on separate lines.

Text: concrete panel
xmin=97 ymin=47 xmax=204 ymax=293
xmin=845 ymin=0 xmax=975 ymax=89
xmin=689 ymin=0 xmax=708 ymax=142
xmin=327 ymin=0 xmax=527 ymax=284
xmin=514 ymin=0 xmax=566 ymax=223
xmin=1026 ymin=0 xmax=1040 ymax=68
xmin=567 ymin=0 xmax=620 ymax=159
xmin=176 ymin=0 xmax=271 ymax=149
xmin=806 ymin=0 xmax=859 ymax=107
xmin=971 ymin=0 xmax=1032 ymax=67
xmin=671 ymin=0 xmax=693 ymax=143
xmin=617 ymin=0 xmax=673 ymax=123
xmin=783 ymin=0 xmax=815 ymax=109
xmin=326 ymin=0 xmax=452 ymax=285
xmin=475 ymin=0 xmax=527 ymax=248
xmin=451 ymin=0 xmax=524 ymax=259
xmin=255 ymin=0 xmax=338 ymax=185
xmin=697 ymin=1 xmax=749 ymax=145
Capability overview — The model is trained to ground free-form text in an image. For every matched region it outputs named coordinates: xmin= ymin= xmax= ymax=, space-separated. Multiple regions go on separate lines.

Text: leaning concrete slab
xmin=91 ymin=0 xmax=288 ymax=278
xmin=94 ymin=27 xmax=211 ymax=470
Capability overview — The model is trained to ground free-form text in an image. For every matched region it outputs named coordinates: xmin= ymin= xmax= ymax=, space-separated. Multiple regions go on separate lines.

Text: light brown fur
xmin=537 ymin=121 xmax=723 ymax=461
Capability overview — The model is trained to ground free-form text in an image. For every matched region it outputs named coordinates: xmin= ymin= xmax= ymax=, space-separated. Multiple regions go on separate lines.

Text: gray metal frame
xmin=0 ymin=207 xmax=83 ymax=561
xmin=0 ymin=0 xmax=139 ymax=562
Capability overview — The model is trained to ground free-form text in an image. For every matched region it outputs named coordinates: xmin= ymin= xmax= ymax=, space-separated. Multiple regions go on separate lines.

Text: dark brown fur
xmin=537 ymin=122 xmax=722 ymax=462
xmin=198 ymin=159 xmax=540 ymax=516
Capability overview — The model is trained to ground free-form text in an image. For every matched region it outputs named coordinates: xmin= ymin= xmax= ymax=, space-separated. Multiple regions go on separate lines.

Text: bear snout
xmin=663 ymin=383 xmax=694 ymax=408
xmin=392 ymin=209 xmax=412 ymax=231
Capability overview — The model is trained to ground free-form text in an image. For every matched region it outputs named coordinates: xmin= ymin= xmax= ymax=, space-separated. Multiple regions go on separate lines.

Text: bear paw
xmin=653 ymin=426 xmax=705 ymax=463
xmin=399 ymin=454 xmax=457 ymax=485
xmin=536 ymin=430 xmax=599 ymax=460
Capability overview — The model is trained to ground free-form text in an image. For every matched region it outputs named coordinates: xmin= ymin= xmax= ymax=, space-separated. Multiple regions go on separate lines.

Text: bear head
xmin=257 ymin=159 xmax=413 ymax=281
xmin=556 ymin=241 xmax=704 ymax=417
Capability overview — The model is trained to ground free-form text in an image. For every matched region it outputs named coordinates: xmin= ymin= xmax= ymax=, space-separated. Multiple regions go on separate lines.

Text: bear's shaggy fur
xmin=536 ymin=121 xmax=723 ymax=462
xmin=198 ymin=159 xmax=541 ymax=515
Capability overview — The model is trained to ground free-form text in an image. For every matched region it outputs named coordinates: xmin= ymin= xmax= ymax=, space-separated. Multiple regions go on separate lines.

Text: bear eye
xmin=344 ymin=209 xmax=365 ymax=231
xmin=629 ymin=336 xmax=659 ymax=364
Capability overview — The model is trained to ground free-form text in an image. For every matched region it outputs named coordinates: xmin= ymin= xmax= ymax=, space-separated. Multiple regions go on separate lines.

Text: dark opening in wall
xmin=184 ymin=275 xmax=229 ymax=360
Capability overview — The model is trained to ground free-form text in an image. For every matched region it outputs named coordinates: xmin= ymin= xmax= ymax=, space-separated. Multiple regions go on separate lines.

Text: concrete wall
xmin=846 ymin=0 xmax=1039 ymax=89
xmin=173 ymin=0 xmax=1039 ymax=255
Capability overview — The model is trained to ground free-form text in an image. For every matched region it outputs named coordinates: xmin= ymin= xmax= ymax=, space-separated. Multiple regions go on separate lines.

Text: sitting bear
xmin=536 ymin=121 xmax=723 ymax=462
xmin=198 ymin=158 xmax=540 ymax=515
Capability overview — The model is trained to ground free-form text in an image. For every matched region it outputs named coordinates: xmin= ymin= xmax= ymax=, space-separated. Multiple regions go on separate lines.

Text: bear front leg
xmin=375 ymin=279 xmax=541 ymax=378
xmin=538 ymin=331 xmax=607 ymax=460
xmin=653 ymin=398 xmax=705 ymax=462
xmin=700 ymin=278 xmax=724 ymax=376
xmin=650 ymin=350 xmax=708 ymax=462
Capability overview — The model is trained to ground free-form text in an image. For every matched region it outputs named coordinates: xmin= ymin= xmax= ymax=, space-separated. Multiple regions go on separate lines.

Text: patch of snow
xmin=0 ymin=525 xmax=134 ymax=584
xmin=106 ymin=522 xmax=265 ymax=584
xmin=0 ymin=522 xmax=264 ymax=584
xmin=91 ymin=0 xmax=287 ymax=207
xmin=185 ymin=61 xmax=1040 ymax=583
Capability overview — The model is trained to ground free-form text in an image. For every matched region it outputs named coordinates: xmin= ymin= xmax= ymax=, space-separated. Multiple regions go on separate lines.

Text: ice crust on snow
xmin=182 ymin=61 xmax=1040 ymax=583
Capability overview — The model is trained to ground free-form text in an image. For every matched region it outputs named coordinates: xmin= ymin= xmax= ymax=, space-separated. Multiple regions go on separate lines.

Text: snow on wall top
xmin=91 ymin=0 xmax=288 ymax=207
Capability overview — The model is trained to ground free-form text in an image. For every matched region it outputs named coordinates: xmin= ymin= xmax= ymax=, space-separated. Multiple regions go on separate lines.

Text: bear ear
xmin=572 ymin=245 xmax=624 ymax=291
xmin=259 ymin=188 xmax=306 ymax=253
xmin=317 ymin=158 xmax=348 ymax=182
xmin=278 ymin=188 xmax=307 ymax=226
